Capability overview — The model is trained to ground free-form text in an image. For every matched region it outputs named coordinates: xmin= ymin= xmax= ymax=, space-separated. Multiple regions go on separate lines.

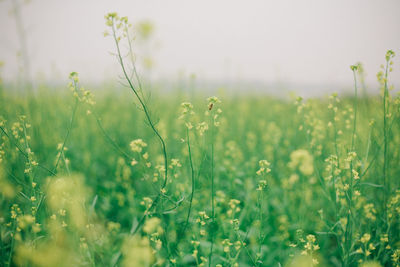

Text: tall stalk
xmin=255 ymin=160 xmax=269 ymax=266
xmin=105 ymin=14 xmax=168 ymax=234
xmin=379 ymin=50 xmax=395 ymax=222
xmin=178 ymin=102 xmax=196 ymax=236
xmin=351 ymin=67 xmax=358 ymax=151
xmin=208 ymin=111 xmax=215 ymax=267
xmin=53 ymin=98 xmax=78 ymax=174
xmin=206 ymin=97 xmax=220 ymax=267
xmin=382 ymin=58 xmax=389 ymax=219
xmin=11 ymin=0 xmax=32 ymax=92
xmin=183 ymin=126 xmax=195 ymax=234
xmin=343 ymin=65 xmax=358 ymax=267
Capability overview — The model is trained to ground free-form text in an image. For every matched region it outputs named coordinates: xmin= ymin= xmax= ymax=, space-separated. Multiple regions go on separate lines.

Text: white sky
xmin=0 ymin=0 xmax=399 ymax=91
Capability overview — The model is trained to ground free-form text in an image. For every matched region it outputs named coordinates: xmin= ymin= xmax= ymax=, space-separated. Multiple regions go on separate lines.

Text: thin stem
xmin=0 ymin=126 xmax=56 ymax=176
xmin=211 ymin=128 xmax=215 ymax=220
xmin=125 ymin=26 xmax=146 ymax=102
xmin=182 ymin=127 xmax=195 ymax=234
xmin=257 ymin=189 xmax=264 ymax=266
xmin=6 ymin=221 xmax=16 ymax=267
xmin=111 ymin=19 xmax=168 ymax=235
xmin=110 ymin=21 xmax=169 ymax=236
xmin=343 ymin=68 xmax=358 ymax=267
xmin=53 ymin=98 xmax=78 ymax=173
xmin=382 ymin=59 xmax=390 ymax=220
xmin=111 ymin=23 xmax=168 ymax=187
xmin=12 ymin=0 xmax=31 ymax=91
xmin=351 ymin=70 xmax=358 ymax=151
xmin=208 ymin=113 xmax=215 ymax=267
xmin=92 ymin=111 xmax=132 ymax=161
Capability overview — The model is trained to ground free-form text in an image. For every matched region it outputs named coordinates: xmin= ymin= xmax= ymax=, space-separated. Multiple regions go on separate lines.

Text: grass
xmin=0 ymin=14 xmax=399 ymax=267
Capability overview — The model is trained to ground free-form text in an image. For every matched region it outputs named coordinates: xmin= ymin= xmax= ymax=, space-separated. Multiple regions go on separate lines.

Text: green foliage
xmin=0 ymin=12 xmax=398 ymax=267
xmin=0 ymin=79 xmax=399 ymax=266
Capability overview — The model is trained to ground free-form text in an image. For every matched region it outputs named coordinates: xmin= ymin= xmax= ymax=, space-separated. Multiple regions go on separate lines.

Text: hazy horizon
xmin=0 ymin=0 xmax=399 ymax=94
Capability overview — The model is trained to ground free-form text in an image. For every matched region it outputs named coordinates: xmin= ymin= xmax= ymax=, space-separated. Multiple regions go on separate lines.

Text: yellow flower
xmin=143 ymin=217 xmax=162 ymax=235
xmin=288 ymin=149 xmax=314 ymax=176
xmin=130 ymin=139 xmax=147 ymax=153
xmin=361 ymin=233 xmax=371 ymax=244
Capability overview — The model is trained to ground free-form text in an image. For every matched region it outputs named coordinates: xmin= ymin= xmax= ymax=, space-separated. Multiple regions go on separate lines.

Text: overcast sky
xmin=0 ymin=0 xmax=399 ymax=92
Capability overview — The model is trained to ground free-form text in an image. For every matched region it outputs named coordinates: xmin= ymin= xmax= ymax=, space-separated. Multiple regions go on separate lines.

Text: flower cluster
xmin=256 ymin=160 xmax=270 ymax=190
xmin=68 ymin=72 xmax=95 ymax=105
xmin=207 ymin=96 xmax=222 ymax=127
xmin=130 ymin=139 xmax=147 ymax=153
xmin=288 ymin=149 xmax=314 ymax=176
xmin=104 ymin=13 xmax=131 ymax=42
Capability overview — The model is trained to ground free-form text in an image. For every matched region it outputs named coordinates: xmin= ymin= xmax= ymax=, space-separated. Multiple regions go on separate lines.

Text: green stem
xmin=110 ymin=21 xmax=169 ymax=235
xmin=209 ymin=113 xmax=215 ymax=267
xmin=257 ymin=189 xmax=264 ymax=266
xmin=7 ymin=220 xmax=16 ymax=267
xmin=382 ymin=59 xmax=389 ymax=220
xmin=53 ymin=97 xmax=78 ymax=173
xmin=0 ymin=126 xmax=56 ymax=176
xmin=351 ymin=70 xmax=358 ymax=151
xmin=343 ymin=68 xmax=358 ymax=267
xmin=111 ymin=23 xmax=168 ymax=187
xmin=92 ymin=111 xmax=132 ymax=160
xmin=183 ymin=127 xmax=195 ymax=234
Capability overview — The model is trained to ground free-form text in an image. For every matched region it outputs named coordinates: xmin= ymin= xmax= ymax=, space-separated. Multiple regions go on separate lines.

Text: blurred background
xmin=0 ymin=0 xmax=399 ymax=96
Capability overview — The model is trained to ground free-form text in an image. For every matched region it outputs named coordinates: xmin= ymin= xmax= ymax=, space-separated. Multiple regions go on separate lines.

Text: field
xmin=0 ymin=14 xmax=400 ymax=267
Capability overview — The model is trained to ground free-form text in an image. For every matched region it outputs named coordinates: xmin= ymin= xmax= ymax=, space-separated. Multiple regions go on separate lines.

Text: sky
xmin=0 ymin=0 xmax=399 ymax=93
